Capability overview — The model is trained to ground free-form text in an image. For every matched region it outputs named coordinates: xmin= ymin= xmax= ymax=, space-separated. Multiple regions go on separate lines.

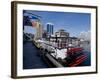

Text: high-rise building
xmin=47 ymin=23 xmax=54 ymax=35
xmin=35 ymin=21 xmax=43 ymax=39
xmin=29 ymin=18 xmax=43 ymax=40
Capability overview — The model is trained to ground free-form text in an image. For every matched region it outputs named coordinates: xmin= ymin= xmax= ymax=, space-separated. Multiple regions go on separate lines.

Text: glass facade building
xmin=47 ymin=23 xmax=54 ymax=35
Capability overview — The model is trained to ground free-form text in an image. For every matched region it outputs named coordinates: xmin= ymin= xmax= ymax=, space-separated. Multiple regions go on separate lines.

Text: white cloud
xmin=78 ymin=30 xmax=91 ymax=41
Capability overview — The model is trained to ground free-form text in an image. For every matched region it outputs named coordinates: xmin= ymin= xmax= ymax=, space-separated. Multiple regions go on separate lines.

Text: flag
xmin=23 ymin=12 xmax=40 ymax=27
xmin=31 ymin=20 xmax=38 ymax=27
xmin=29 ymin=15 xmax=39 ymax=27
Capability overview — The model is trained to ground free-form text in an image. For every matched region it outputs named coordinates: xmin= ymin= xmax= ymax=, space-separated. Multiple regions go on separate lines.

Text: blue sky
xmin=24 ymin=10 xmax=91 ymax=37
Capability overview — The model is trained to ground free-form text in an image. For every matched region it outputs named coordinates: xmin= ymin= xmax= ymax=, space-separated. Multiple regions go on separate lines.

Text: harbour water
xmin=23 ymin=41 xmax=49 ymax=69
xmin=79 ymin=42 xmax=91 ymax=66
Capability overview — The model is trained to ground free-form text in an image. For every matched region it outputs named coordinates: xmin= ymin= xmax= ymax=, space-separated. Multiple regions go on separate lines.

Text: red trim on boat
xmin=69 ymin=54 xmax=87 ymax=67
xmin=67 ymin=48 xmax=83 ymax=54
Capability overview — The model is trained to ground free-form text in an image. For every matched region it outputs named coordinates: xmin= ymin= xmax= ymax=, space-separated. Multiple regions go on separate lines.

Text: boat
xmin=34 ymin=39 xmax=87 ymax=67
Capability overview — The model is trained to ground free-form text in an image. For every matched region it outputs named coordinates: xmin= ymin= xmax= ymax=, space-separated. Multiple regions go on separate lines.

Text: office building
xmin=47 ymin=23 xmax=54 ymax=35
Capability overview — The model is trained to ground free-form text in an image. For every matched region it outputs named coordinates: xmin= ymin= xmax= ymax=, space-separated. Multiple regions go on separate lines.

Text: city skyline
xmin=23 ymin=10 xmax=91 ymax=37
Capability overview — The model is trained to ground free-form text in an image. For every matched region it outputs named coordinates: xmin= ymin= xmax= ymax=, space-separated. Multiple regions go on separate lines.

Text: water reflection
xmin=79 ymin=41 xmax=91 ymax=66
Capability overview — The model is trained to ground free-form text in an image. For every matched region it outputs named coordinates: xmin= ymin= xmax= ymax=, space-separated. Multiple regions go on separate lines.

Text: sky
xmin=24 ymin=10 xmax=91 ymax=37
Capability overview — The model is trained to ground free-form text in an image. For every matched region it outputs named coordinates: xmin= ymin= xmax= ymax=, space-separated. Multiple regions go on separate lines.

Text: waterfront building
xmin=42 ymin=30 xmax=48 ymax=39
xmin=34 ymin=21 xmax=43 ymax=40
